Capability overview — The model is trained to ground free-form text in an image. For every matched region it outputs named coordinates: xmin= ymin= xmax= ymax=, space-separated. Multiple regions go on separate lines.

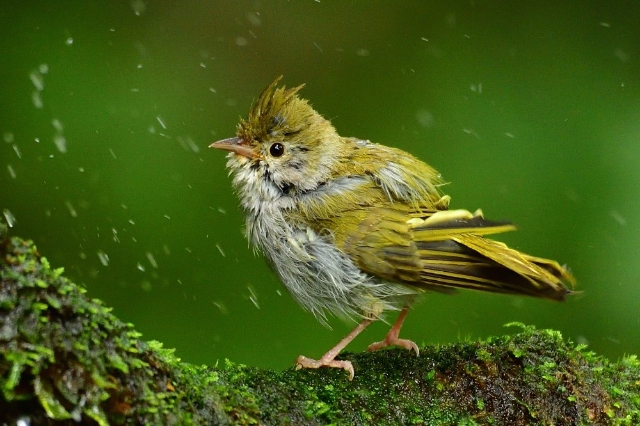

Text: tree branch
xmin=0 ymin=221 xmax=638 ymax=425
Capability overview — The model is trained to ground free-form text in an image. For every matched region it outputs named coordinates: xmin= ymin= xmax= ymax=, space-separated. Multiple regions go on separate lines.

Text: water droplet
xmin=54 ymin=134 xmax=67 ymax=153
xmin=131 ymin=0 xmax=146 ymax=16
xmin=246 ymin=12 xmax=261 ymax=26
xmin=52 ymin=119 xmax=63 ymax=132
xmin=65 ymin=201 xmax=77 ymax=218
xmin=146 ymin=252 xmax=158 ymax=268
xmin=610 ymin=210 xmax=627 ymax=226
xmin=415 ymin=109 xmax=434 ymax=128
xmin=3 ymin=209 xmax=16 ymax=227
xmin=32 ymin=91 xmax=43 ymax=108
xmin=29 ymin=71 xmax=44 ymax=91
xmin=97 ymin=250 xmax=110 ymax=266
xmin=156 ymin=116 xmax=167 ymax=129
xmin=213 ymin=301 xmax=228 ymax=314
xmin=247 ymin=286 xmax=260 ymax=309
xmin=12 ymin=145 xmax=21 ymax=159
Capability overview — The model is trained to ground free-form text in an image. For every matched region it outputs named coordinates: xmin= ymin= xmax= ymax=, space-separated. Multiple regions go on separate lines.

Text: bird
xmin=210 ymin=77 xmax=575 ymax=380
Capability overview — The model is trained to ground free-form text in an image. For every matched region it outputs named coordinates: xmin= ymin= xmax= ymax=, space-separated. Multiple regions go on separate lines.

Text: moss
xmin=1 ymin=222 xmax=639 ymax=425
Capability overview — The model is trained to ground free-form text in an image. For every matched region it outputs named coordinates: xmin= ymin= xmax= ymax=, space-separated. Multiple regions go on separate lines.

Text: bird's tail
xmin=411 ymin=210 xmax=575 ymax=301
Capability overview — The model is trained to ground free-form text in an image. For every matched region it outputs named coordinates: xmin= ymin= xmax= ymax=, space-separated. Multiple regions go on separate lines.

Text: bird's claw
xmin=296 ymin=355 xmax=355 ymax=380
xmin=366 ymin=337 xmax=420 ymax=357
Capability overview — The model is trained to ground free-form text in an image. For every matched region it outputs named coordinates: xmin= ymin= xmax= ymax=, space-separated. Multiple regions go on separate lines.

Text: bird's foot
xmin=296 ymin=355 xmax=355 ymax=381
xmin=366 ymin=335 xmax=420 ymax=357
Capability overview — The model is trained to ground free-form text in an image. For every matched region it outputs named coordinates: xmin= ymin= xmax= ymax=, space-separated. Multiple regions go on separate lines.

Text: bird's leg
xmin=366 ymin=306 xmax=419 ymax=356
xmin=296 ymin=317 xmax=374 ymax=380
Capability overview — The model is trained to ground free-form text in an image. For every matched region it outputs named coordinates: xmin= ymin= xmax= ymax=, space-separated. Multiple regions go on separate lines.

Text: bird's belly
xmin=246 ymin=210 xmax=417 ymax=323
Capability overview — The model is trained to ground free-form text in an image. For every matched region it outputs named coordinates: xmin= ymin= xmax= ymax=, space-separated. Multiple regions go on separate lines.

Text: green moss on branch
xmin=0 ymin=222 xmax=638 ymax=425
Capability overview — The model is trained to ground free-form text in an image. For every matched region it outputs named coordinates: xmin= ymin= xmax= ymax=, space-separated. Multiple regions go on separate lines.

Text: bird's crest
xmin=238 ymin=76 xmax=307 ymax=143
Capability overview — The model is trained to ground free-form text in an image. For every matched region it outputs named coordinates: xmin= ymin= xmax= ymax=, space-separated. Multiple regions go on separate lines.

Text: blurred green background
xmin=2 ymin=1 xmax=639 ymax=371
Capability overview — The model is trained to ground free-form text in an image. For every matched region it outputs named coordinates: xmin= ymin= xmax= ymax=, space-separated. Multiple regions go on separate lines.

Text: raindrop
xmin=131 ymin=0 xmax=146 ymax=16
xmin=415 ymin=109 xmax=434 ymax=128
xmin=65 ymin=37 xmax=73 ymax=45
xmin=32 ymin=91 xmax=43 ymax=108
xmin=146 ymin=252 xmax=158 ymax=268
xmin=65 ymin=201 xmax=78 ymax=218
xmin=156 ymin=116 xmax=167 ymax=129
xmin=7 ymin=165 xmax=16 ymax=179
xmin=54 ymin=134 xmax=67 ymax=153
xmin=610 ymin=210 xmax=627 ymax=226
xmin=52 ymin=119 xmax=63 ymax=131
xmin=16 ymin=417 xmax=30 ymax=426
xmin=215 ymin=244 xmax=225 ymax=257
xmin=3 ymin=209 xmax=16 ymax=227
xmin=235 ymin=37 xmax=248 ymax=47
xmin=3 ymin=132 xmax=14 ymax=143
xmin=614 ymin=48 xmax=629 ymax=63
xmin=213 ymin=301 xmax=228 ymax=314
xmin=470 ymin=82 xmax=482 ymax=94
xmin=247 ymin=285 xmax=260 ymax=309
xmin=246 ymin=12 xmax=261 ymax=26
xmin=97 ymin=250 xmax=109 ymax=266
xmin=29 ymin=71 xmax=44 ymax=91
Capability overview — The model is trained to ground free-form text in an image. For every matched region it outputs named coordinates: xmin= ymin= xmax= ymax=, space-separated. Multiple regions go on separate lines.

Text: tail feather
xmin=416 ymin=235 xmax=574 ymax=301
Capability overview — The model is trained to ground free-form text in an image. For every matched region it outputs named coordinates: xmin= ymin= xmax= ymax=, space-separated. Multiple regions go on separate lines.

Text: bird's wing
xmin=338 ymin=204 xmax=574 ymax=301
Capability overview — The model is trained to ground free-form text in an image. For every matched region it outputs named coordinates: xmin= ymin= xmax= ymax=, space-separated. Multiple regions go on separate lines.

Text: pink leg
xmin=366 ymin=306 xmax=419 ymax=356
xmin=296 ymin=317 xmax=373 ymax=380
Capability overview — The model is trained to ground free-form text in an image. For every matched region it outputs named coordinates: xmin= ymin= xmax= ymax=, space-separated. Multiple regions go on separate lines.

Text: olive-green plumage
xmin=211 ymin=76 xmax=575 ymax=379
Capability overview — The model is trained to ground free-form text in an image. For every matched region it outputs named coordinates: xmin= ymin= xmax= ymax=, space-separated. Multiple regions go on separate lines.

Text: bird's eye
xmin=269 ymin=142 xmax=285 ymax=157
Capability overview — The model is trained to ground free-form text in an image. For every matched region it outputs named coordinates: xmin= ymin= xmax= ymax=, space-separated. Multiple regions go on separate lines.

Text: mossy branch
xmin=0 ymin=221 xmax=639 ymax=425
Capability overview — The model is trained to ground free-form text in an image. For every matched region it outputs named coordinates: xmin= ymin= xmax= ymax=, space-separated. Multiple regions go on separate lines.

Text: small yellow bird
xmin=211 ymin=77 xmax=575 ymax=380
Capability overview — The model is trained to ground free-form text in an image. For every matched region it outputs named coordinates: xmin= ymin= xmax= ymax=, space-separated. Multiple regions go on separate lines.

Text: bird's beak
xmin=209 ymin=137 xmax=261 ymax=159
